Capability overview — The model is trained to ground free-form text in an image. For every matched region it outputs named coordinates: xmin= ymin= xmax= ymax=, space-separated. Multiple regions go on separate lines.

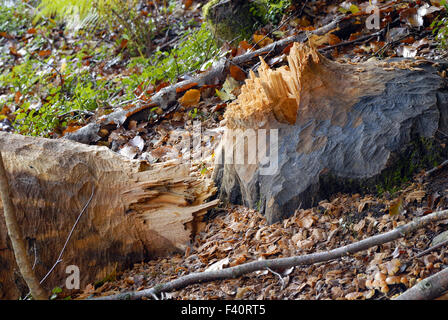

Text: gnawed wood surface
xmin=0 ymin=132 xmax=217 ymax=299
xmin=215 ymin=42 xmax=448 ymax=223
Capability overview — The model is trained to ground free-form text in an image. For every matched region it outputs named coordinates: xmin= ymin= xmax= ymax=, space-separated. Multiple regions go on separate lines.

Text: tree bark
xmin=0 ymin=152 xmax=47 ymax=300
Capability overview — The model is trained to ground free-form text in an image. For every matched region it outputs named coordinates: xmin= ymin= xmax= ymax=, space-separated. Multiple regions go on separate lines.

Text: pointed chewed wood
xmin=215 ymin=42 xmax=448 ymax=224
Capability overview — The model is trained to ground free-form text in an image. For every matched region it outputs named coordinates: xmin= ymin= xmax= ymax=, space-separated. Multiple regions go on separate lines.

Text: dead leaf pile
xmin=76 ymin=166 xmax=448 ymax=300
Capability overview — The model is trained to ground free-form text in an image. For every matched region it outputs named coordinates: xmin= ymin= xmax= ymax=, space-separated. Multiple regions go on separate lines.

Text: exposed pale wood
xmin=0 ymin=132 xmax=217 ymax=299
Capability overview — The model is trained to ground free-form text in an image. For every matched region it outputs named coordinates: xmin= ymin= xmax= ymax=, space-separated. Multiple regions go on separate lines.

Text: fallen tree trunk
xmin=93 ymin=209 xmax=448 ymax=300
xmin=0 ymin=132 xmax=217 ymax=299
xmin=214 ymin=42 xmax=448 ymax=223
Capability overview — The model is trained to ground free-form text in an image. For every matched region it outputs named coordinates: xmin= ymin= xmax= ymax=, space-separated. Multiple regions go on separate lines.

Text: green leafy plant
xmin=265 ymin=0 xmax=291 ymax=25
xmin=431 ymin=0 xmax=448 ymax=48
xmin=50 ymin=287 xmax=63 ymax=300
xmin=35 ymin=0 xmax=175 ymax=57
xmin=124 ymin=23 xmax=219 ymax=90
xmin=0 ymin=1 xmax=31 ymax=36
xmin=0 ymin=49 xmax=112 ymax=136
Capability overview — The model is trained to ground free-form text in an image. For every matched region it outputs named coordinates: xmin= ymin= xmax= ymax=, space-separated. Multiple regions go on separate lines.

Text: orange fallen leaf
xmin=38 ymin=50 xmax=52 ymax=57
xmin=253 ymin=34 xmax=273 ymax=47
xmin=27 ymin=28 xmax=37 ymax=34
xmin=230 ymin=65 xmax=246 ymax=81
xmin=0 ymin=31 xmax=11 ymax=38
xmin=183 ymin=0 xmax=193 ymax=9
xmin=388 ymin=197 xmax=403 ymax=216
xmin=282 ymin=43 xmax=294 ymax=55
xmin=9 ymin=46 xmax=21 ymax=57
xmin=62 ymin=125 xmax=83 ymax=136
xmin=400 ymin=36 xmax=415 ymax=44
xmin=178 ymin=89 xmax=201 ymax=107
xmin=239 ymin=40 xmax=252 ymax=50
xmin=120 ymin=39 xmax=128 ymax=49
xmin=309 ymin=32 xmax=341 ymax=47
xmin=155 ymin=81 xmax=170 ymax=92
xmin=14 ymin=91 xmax=22 ymax=104
xmin=0 ymin=106 xmax=12 ymax=115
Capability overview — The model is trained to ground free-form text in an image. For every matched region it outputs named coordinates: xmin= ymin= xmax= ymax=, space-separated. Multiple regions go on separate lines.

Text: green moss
xmin=375 ymin=137 xmax=446 ymax=195
xmin=202 ymin=0 xmax=268 ymax=44
xmin=317 ymin=136 xmax=448 ymax=200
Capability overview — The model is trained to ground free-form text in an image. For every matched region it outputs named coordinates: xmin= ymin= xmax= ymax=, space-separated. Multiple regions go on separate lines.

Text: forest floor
xmin=74 ymin=164 xmax=448 ymax=300
xmin=2 ymin=0 xmax=448 ymax=300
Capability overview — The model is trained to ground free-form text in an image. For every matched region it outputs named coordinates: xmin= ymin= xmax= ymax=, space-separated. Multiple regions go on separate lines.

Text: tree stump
xmin=214 ymin=43 xmax=448 ymax=223
xmin=0 ymin=132 xmax=217 ymax=299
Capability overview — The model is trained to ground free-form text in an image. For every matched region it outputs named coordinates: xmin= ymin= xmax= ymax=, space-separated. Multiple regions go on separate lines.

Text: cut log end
xmin=0 ymin=133 xmax=217 ymax=299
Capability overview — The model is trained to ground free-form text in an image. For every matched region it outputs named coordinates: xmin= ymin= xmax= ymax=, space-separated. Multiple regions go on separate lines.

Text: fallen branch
xmin=92 ymin=209 xmax=448 ymax=300
xmin=394 ymin=266 xmax=448 ymax=300
xmin=421 ymin=159 xmax=448 ymax=180
xmin=65 ymin=16 xmax=344 ymax=144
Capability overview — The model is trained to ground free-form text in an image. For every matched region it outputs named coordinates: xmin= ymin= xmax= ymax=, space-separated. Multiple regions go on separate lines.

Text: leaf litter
xmin=74 ymin=165 xmax=448 ymax=300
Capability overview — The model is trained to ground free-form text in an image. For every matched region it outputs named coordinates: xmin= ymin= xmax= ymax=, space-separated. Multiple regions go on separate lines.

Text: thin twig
xmin=422 ymin=159 xmax=448 ymax=179
xmin=92 ymin=209 xmax=448 ymax=300
xmin=40 ymin=186 xmax=95 ymax=285
xmin=23 ymin=186 xmax=95 ymax=300
xmin=267 ymin=267 xmax=285 ymax=289
xmin=415 ymin=238 xmax=448 ymax=259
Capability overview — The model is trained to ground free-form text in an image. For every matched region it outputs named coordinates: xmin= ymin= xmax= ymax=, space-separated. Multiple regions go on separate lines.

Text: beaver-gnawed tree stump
xmin=214 ymin=43 xmax=448 ymax=224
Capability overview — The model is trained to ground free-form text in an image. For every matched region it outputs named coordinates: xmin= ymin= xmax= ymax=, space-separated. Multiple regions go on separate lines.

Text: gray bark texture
xmin=214 ymin=44 xmax=448 ymax=223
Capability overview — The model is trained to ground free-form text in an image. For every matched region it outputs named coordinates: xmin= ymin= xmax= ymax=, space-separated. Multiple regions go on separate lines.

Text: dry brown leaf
xmin=405 ymin=190 xmax=426 ymax=203
xmin=345 ymin=292 xmax=364 ymax=300
xmin=253 ymin=34 xmax=273 ymax=47
xmin=235 ymin=286 xmax=252 ymax=299
xmin=38 ymin=50 xmax=52 ymax=57
xmin=384 ymin=259 xmax=401 ymax=276
xmin=296 ymin=213 xmax=315 ymax=228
